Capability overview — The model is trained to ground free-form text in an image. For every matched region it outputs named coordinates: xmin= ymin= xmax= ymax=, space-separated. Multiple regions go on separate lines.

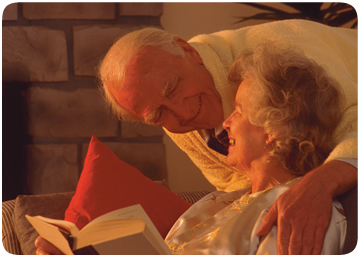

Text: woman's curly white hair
xmin=228 ymin=41 xmax=344 ymax=175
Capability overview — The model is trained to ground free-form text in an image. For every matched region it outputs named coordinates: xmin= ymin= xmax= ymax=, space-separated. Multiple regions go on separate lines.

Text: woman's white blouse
xmin=165 ymin=178 xmax=346 ymax=254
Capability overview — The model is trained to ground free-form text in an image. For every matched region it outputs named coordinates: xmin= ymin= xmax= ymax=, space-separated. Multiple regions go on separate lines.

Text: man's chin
xmin=165 ymin=119 xmax=222 ymax=134
xmin=165 ymin=126 xmax=196 ymax=134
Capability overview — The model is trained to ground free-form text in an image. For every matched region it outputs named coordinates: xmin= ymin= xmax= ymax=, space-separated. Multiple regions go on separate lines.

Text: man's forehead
xmin=119 ymin=46 xmax=180 ymax=119
xmin=128 ymin=46 xmax=167 ymax=69
xmin=124 ymin=46 xmax=180 ymax=92
xmin=113 ymin=84 xmax=139 ymax=113
xmin=117 ymin=73 xmax=162 ymax=119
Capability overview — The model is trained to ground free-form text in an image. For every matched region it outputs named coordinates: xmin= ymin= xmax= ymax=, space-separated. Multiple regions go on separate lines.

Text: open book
xmin=26 ymin=204 xmax=172 ymax=255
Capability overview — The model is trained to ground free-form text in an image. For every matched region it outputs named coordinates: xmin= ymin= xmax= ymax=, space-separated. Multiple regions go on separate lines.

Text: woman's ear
xmin=265 ymin=132 xmax=279 ymax=145
xmin=175 ymin=37 xmax=203 ymax=64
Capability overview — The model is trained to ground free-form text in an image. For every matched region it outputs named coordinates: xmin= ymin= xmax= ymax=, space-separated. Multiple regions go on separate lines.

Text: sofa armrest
xmin=176 ymin=191 xmax=210 ymax=204
xmin=337 ymin=186 xmax=358 ymax=254
xmin=2 ymin=199 xmax=22 ymax=254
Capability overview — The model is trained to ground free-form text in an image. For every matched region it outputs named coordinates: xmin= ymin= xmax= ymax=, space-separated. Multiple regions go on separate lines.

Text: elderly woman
xmin=165 ymin=42 xmax=347 ymax=254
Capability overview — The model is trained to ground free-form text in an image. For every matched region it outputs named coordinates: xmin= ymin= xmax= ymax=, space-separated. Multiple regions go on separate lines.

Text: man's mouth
xmin=197 ymin=96 xmax=202 ymax=116
xmin=189 ymin=96 xmax=202 ymax=121
xmin=229 ymin=138 xmax=235 ymax=145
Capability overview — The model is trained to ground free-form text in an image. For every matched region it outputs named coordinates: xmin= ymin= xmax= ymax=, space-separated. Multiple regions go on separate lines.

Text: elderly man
xmin=36 ymin=20 xmax=357 ymax=255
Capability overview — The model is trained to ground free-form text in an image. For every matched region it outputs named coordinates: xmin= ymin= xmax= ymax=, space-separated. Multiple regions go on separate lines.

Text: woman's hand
xmin=257 ymin=160 xmax=357 ymax=254
xmin=35 ymin=236 xmax=64 ymax=255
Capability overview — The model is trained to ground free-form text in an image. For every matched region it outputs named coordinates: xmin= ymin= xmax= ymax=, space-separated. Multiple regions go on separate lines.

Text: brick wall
xmin=2 ymin=3 xmax=167 ymax=200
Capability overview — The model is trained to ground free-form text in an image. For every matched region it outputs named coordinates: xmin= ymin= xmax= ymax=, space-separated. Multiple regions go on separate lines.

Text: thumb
xmin=257 ymin=205 xmax=278 ymax=236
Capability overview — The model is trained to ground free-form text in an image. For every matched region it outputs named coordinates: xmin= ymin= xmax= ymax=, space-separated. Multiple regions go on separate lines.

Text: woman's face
xmin=223 ymin=79 xmax=266 ymax=173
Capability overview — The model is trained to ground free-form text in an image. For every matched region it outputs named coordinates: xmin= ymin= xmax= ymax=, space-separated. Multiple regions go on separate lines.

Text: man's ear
xmin=175 ymin=37 xmax=203 ymax=64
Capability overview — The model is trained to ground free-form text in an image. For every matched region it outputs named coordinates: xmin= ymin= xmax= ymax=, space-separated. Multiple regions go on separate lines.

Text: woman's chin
xmin=226 ymin=155 xmax=235 ymax=168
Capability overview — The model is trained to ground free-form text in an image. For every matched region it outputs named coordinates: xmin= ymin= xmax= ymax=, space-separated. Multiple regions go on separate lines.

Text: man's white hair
xmin=99 ymin=27 xmax=185 ymax=121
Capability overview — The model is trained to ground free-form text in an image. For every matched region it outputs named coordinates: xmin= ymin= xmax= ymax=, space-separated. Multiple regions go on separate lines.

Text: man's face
xmin=112 ymin=41 xmax=224 ymax=133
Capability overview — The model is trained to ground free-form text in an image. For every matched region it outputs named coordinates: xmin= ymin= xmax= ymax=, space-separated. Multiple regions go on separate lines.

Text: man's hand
xmin=35 ymin=236 xmax=64 ymax=255
xmin=257 ymin=177 xmax=333 ymax=254
xmin=257 ymin=160 xmax=357 ymax=254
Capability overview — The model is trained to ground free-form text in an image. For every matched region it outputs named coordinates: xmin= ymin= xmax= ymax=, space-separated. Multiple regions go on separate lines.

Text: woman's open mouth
xmin=229 ymin=138 xmax=235 ymax=146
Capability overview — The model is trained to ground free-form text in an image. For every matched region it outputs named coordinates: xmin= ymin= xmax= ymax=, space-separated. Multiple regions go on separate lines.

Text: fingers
xmin=298 ymin=214 xmax=318 ymax=255
xmin=36 ymin=247 xmax=50 ymax=255
xmin=257 ymin=205 xmax=278 ymax=236
xmin=278 ymin=214 xmax=308 ymax=255
xmin=303 ymin=216 xmax=329 ymax=255
xmin=278 ymin=203 xmax=331 ymax=255
xmin=286 ymin=220 xmax=328 ymax=255
xmin=257 ymin=173 xmax=334 ymax=255
xmin=311 ymin=224 xmax=328 ymax=255
xmin=277 ymin=215 xmax=291 ymax=255
xmin=35 ymin=236 xmax=64 ymax=255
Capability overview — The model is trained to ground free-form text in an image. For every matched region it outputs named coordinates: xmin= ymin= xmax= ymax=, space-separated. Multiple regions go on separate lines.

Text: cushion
xmin=13 ymin=191 xmax=75 ymax=255
xmin=64 ymin=135 xmax=192 ymax=239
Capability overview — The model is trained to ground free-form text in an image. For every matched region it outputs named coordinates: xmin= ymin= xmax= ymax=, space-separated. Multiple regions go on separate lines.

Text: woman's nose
xmin=223 ymin=113 xmax=233 ymax=131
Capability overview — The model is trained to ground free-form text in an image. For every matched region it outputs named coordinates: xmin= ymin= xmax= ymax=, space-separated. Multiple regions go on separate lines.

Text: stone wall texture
xmin=3 ymin=3 xmax=165 ymax=200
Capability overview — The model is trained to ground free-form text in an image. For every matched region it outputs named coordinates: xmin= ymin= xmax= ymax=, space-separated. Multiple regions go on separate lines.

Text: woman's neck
xmin=248 ymin=161 xmax=298 ymax=193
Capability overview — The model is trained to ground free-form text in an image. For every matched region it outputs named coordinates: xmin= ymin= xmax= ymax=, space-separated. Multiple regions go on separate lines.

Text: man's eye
xmin=167 ymin=85 xmax=177 ymax=99
xmin=155 ymin=108 xmax=164 ymax=124
xmin=166 ymin=75 xmax=184 ymax=98
xmin=168 ymin=90 xmax=175 ymax=99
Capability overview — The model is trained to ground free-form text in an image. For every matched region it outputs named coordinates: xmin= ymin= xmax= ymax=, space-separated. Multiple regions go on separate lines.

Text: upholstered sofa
xmin=3 ymin=187 xmax=357 ymax=255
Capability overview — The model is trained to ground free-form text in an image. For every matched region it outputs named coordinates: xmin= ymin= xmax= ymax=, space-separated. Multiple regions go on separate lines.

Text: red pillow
xmin=64 ymin=136 xmax=191 ymax=238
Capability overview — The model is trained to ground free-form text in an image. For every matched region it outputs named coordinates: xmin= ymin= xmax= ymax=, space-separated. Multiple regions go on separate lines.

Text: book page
xmin=82 ymin=204 xmax=146 ymax=228
xmin=75 ymin=219 xmax=145 ymax=249
xmin=75 ymin=219 xmax=171 ymax=254
xmin=26 ymin=215 xmax=79 ymax=235
xmin=26 ymin=215 xmax=74 ymax=255
xmin=82 ymin=204 xmax=163 ymax=241
xmin=77 ymin=204 xmax=171 ymax=254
